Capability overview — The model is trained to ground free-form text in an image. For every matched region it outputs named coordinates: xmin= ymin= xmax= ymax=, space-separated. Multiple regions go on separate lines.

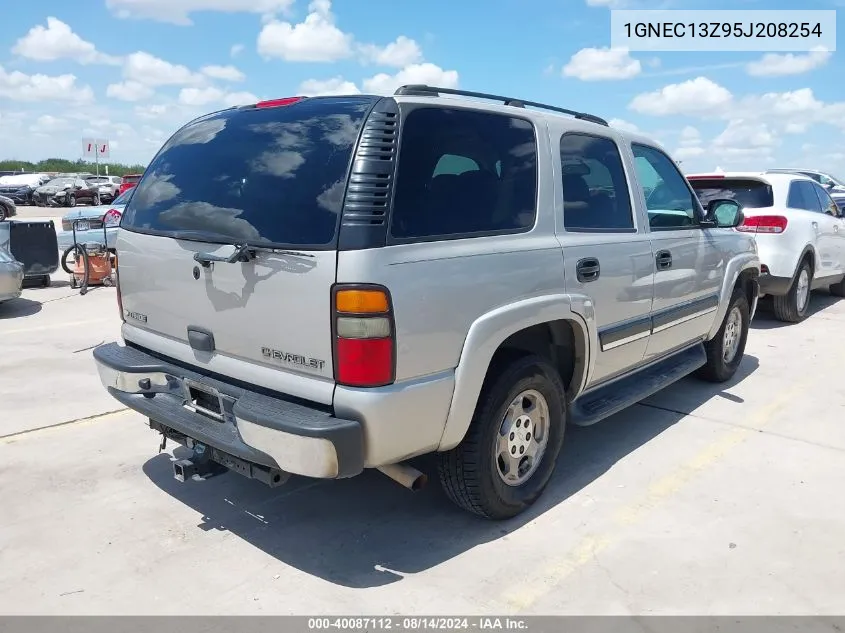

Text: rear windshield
xmin=121 ymin=97 xmax=373 ymax=247
xmin=122 ymin=175 xmax=142 ymax=184
xmin=689 ymin=178 xmax=774 ymax=208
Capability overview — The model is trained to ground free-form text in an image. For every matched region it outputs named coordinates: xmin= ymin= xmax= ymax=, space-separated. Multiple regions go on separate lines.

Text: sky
xmin=0 ymin=0 xmax=844 ymax=177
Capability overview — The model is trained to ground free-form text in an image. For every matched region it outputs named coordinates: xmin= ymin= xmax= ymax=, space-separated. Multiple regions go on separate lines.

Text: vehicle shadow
xmin=751 ymin=290 xmax=840 ymax=330
xmin=142 ymin=354 xmax=759 ymax=589
xmin=0 ymin=297 xmax=42 ymax=318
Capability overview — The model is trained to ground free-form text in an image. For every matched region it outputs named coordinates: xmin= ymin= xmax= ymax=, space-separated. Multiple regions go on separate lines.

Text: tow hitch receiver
xmin=173 ymin=443 xmax=228 ymax=483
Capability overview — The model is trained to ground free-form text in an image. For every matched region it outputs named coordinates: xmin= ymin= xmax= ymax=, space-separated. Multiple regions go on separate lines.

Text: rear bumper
xmin=93 ymin=342 xmax=364 ymax=480
xmin=758 ymin=273 xmax=792 ymax=297
xmin=57 ymin=227 xmax=118 ymax=251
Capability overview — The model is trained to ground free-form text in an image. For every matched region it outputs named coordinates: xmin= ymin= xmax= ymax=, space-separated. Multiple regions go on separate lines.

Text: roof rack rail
xmin=394 ymin=84 xmax=609 ymax=127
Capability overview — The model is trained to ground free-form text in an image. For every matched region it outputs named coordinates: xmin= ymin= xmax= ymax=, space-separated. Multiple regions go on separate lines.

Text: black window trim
xmin=631 ymin=142 xmax=707 ymax=233
xmin=810 ymin=181 xmax=842 ymax=217
xmin=559 ymin=130 xmax=638 ymax=235
xmin=787 ymin=179 xmax=823 ymax=214
xmin=384 ymin=104 xmax=540 ymax=246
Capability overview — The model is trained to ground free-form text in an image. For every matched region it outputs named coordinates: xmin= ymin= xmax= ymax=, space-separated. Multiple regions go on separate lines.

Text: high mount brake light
xmin=255 ymin=97 xmax=305 ymax=109
xmin=332 ymin=286 xmax=395 ymax=388
xmin=737 ymin=215 xmax=788 ymax=234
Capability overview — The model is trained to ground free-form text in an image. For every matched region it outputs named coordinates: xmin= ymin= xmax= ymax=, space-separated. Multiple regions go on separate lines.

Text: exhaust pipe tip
xmin=377 ymin=463 xmax=428 ymax=491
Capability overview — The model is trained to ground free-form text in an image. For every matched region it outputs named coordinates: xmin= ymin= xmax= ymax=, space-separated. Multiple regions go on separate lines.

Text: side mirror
xmin=704 ymin=198 xmax=744 ymax=228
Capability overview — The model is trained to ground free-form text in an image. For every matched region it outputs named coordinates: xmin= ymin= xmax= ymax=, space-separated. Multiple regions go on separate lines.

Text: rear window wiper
xmin=193 ymin=242 xmax=315 ymax=267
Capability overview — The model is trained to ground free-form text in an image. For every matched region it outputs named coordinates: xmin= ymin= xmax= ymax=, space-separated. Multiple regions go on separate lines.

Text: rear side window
xmin=689 ymin=179 xmax=774 ymax=209
xmin=560 ymin=133 xmax=633 ymax=231
xmin=787 ymin=180 xmax=822 ymax=212
xmin=390 ymin=107 xmax=537 ymax=240
xmin=121 ymin=97 xmax=373 ymax=247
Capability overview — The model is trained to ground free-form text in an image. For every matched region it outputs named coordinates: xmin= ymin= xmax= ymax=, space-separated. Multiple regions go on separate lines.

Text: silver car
xmin=93 ymin=87 xmax=760 ymax=519
xmin=56 ymin=188 xmax=133 ymax=252
xmin=0 ymin=227 xmax=24 ymax=303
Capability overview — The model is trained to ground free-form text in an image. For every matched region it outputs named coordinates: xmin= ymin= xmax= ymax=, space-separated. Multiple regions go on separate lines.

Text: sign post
xmin=82 ymin=138 xmax=111 ymax=176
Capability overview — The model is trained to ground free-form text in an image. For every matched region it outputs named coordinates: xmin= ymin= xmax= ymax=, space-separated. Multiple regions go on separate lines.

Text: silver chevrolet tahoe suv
xmin=94 ymin=85 xmax=760 ymax=520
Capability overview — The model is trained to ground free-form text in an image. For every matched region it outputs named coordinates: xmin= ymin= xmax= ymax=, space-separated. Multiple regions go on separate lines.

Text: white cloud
xmin=178 ymin=86 xmax=226 ymax=106
xmin=106 ymin=0 xmax=295 ymax=25
xmin=107 ymin=81 xmax=155 ymax=102
xmin=0 ymin=65 xmax=94 ymax=104
xmin=359 ymin=36 xmax=423 ymax=68
xmin=563 ymin=47 xmax=641 ymax=81
xmin=629 ymin=77 xmax=733 ymax=116
xmin=134 ymin=104 xmax=169 ymax=120
xmin=230 ymin=44 xmax=244 ymax=57
xmin=678 ymin=125 xmax=701 ymax=145
xmin=123 ymin=51 xmax=204 ymax=87
xmin=221 ymin=91 xmax=259 ymax=107
xmin=257 ymin=0 xmax=353 ymax=62
xmin=298 ymin=76 xmax=361 ymax=96
xmin=12 ymin=17 xmax=121 ymax=66
xmin=674 ymin=146 xmax=706 ymax=160
xmin=362 ymin=63 xmax=459 ymax=95
xmin=201 ymin=64 xmax=245 ymax=81
xmin=178 ymin=87 xmax=259 ymax=108
xmin=30 ymin=115 xmax=73 ymax=134
xmin=785 ymin=122 xmax=808 ymax=134
xmin=746 ymin=47 xmax=832 ymax=77
xmin=608 ymin=118 xmax=640 ymax=133
xmin=713 ymin=119 xmax=778 ymax=151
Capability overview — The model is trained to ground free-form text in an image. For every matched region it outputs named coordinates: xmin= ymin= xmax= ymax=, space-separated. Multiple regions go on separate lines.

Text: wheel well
xmin=735 ymin=268 xmax=759 ymax=308
xmin=487 ymin=320 xmax=585 ymax=398
xmin=800 ymin=248 xmax=815 ymax=276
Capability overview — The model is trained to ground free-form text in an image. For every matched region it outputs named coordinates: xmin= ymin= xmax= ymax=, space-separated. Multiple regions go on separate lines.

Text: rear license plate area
xmin=75 ymin=220 xmax=90 ymax=232
xmin=183 ymin=379 xmax=224 ymax=421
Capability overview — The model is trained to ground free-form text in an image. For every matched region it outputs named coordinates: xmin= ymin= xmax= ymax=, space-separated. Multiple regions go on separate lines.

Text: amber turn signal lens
xmin=335 ymin=289 xmax=389 ymax=314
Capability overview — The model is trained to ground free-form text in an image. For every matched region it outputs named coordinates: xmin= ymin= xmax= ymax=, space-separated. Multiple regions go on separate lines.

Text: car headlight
xmin=55 ymin=191 xmax=66 ymax=197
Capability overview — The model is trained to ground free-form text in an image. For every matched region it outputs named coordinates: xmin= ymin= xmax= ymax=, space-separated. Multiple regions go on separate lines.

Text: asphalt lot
xmin=1 ymin=265 xmax=844 ymax=616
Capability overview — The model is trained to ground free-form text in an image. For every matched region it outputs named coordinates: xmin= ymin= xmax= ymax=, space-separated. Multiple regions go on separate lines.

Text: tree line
xmin=0 ymin=158 xmax=146 ymax=177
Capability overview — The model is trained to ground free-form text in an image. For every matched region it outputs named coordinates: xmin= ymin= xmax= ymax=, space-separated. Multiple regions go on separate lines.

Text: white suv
xmin=689 ymin=172 xmax=845 ymax=322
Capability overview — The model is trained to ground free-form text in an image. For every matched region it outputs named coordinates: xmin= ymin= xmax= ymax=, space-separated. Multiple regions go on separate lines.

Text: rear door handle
xmin=655 ymin=250 xmax=672 ymax=270
xmin=576 ymin=257 xmax=601 ymax=283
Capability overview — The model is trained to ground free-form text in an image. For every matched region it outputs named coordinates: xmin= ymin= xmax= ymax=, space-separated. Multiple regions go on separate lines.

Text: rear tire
xmin=437 ymin=354 xmax=567 ymax=520
xmin=696 ymin=288 xmax=750 ymax=383
xmin=772 ymin=260 xmax=812 ymax=323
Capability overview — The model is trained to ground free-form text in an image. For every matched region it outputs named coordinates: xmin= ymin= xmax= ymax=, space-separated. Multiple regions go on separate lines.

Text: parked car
xmin=118 ymin=173 xmax=143 ymax=196
xmin=689 ymin=171 xmax=845 ymax=322
xmin=0 ymin=173 xmax=51 ymax=205
xmin=93 ymin=86 xmax=759 ymax=520
xmin=0 ymin=227 xmax=25 ymax=303
xmin=33 ymin=176 xmax=101 ymax=207
xmin=85 ymin=175 xmax=122 ymax=203
xmin=56 ymin=187 xmax=132 ymax=251
xmin=0 ymin=195 xmax=16 ymax=221
xmin=765 ymin=168 xmax=845 ymax=214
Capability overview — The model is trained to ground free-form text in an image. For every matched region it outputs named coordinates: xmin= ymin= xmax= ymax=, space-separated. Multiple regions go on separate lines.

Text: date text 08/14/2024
xmin=307 ymin=617 xmax=528 ymax=631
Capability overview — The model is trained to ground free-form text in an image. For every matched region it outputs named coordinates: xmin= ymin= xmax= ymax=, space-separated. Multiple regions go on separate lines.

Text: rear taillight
xmin=737 ymin=215 xmax=788 ymax=234
xmin=103 ymin=209 xmax=122 ymax=227
xmin=332 ymin=285 xmax=394 ymax=387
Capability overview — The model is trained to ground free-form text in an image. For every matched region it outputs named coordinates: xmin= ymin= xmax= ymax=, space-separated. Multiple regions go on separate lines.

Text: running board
xmin=569 ymin=343 xmax=707 ymax=427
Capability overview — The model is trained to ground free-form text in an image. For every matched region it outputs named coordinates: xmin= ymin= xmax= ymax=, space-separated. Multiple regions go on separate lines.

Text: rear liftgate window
xmin=690 ymin=179 xmax=774 ymax=209
xmin=121 ymin=97 xmax=374 ymax=248
xmin=390 ymin=107 xmax=538 ymax=240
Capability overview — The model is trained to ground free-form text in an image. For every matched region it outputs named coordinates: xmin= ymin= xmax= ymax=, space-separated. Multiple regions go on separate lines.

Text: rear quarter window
xmin=389 ymin=107 xmax=538 ymax=240
xmin=121 ymin=97 xmax=374 ymax=248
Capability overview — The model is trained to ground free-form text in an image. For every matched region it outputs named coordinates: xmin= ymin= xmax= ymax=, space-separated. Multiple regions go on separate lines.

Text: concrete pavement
xmin=1 ymin=281 xmax=843 ymax=615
